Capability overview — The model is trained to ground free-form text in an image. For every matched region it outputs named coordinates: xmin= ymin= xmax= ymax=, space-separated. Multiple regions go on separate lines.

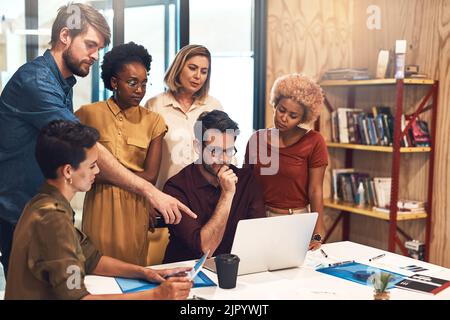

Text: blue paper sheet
xmin=317 ymin=262 xmax=406 ymax=289
xmin=115 ymin=271 xmax=216 ymax=293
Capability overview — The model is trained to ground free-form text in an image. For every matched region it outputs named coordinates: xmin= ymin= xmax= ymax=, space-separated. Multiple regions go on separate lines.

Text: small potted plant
xmin=369 ymin=271 xmax=392 ymax=300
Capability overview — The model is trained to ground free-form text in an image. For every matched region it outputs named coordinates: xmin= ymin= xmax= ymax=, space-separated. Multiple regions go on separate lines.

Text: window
xmin=124 ymin=0 xmax=176 ymax=103
xmin=190 ymin=0 xmax=255 ymax=165
xmin=0 ymin=1 xmax=26 ymax=93
xmin=37 ymin=0 xmax=113 ymax=109
xmin=1 ymin=0 xmax=265 ymax=158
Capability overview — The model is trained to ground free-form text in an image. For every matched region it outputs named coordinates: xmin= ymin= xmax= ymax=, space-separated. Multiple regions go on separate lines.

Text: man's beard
xmin=62 ymin=45 xmax=90 ymax=77
xmin=202 ymin=162 xmax=219 ymax=177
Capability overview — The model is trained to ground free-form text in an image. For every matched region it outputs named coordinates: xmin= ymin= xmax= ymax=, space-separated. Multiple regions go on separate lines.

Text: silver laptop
xmin=204 ymin=213 xmax=318 ymax=275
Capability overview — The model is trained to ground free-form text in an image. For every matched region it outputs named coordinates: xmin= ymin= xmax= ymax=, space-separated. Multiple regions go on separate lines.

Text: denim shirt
xmin=0 ymin=49 xmax=78 ymax=224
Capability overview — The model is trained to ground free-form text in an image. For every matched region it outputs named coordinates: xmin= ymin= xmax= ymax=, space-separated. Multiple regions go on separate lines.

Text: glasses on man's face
xmin=204 ymin=145 xmax=237 ymax=158
xmin=115 ymin=77 xmax=149 ymax=90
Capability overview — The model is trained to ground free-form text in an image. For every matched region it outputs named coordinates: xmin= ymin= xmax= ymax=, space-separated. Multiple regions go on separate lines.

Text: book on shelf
xmin=370 ymin=179 xmax=378 ymax=207
xmin=375 ymin=50 xmax=390 ymax=79
xmin=330 ymin=107 xmax=430 ymax=147
xmin=372 ymin=177 xmax=391 ymax=209
xmin=331 ymin=110 xmax=339 ymax=142
xmin=409 ymin=73 xmax=428 ymax=79
xmin=332 ymin=168 xmax=355 ymax=201
xmin=374 ymin=198 xmax=426 ymax=214
xmin=322 ymin=68 xmax=371 ymax=81
xmin=395 ymin=274 xmax=450 ymax=295
xmin=373 ymin=206 xmax=425 ymax=214
xmin=336 ymin=108 xmax=362 ymax=143
xmin=332 ymin=171 xmax=390 ymax=208
xmin=407 ymin=117 xmax=431 ymax=147
xmin=347 ymin=110 xmax=361 ymax=143
xmin=374 ymin=106 xmax=394 ymax=146
xmin=332 ymin=174 xmax=425 ymax=214
xmin=373 ymin=206 xmax=390 ymax=213
xmin=358 ymin=112 xmax=370 ymax=145
xmin=367 ymin=115 xmax=378 ymax=145
xmin=401 ymin=114 xmax=411 ymax=147
xmin=399 ymin=207 xmax=426 ymax=213
xmin=398 ymin=199 xmax=425 ymax=209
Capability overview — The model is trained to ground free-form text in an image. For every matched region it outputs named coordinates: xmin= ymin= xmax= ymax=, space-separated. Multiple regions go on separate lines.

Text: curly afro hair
xmin=270 ymin=74 xmax=324 ymax=124
xmin=101 ymin=42 xmax=152 ymax=91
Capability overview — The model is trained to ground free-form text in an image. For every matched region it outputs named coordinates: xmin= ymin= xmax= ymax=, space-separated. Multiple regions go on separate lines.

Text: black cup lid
xmin=215 ymin=254 xmax=240 ymax=263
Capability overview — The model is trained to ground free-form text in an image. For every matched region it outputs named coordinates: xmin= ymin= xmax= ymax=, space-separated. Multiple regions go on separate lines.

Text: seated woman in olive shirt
xmin=244 ymin=74 xmax=328 ymax=250
xmin=5 ymin=120 xmax=192 ymax=300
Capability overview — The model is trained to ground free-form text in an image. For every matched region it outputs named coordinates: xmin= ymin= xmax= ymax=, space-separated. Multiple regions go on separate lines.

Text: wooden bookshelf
xmin=324 ymin=199 xmax=427 ymax=221
xmin=327 ymin=142 xmax=431 ymax=153
xmin=320 ymin=78 xmax=438 ymax=260
xmin=320 ymin=78 xmax=435 ymax=87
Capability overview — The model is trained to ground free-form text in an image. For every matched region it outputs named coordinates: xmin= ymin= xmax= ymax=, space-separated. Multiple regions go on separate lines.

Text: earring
xmin=66 ymin=178 xmax=73 ymax=185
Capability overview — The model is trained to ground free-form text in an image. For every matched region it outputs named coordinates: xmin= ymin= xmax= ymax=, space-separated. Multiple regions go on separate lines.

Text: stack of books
xmin=331 ymin=107 xmax=394 ymax=145
xmin=322 ymin=68 xmax=371 ymax=81
xmin=332 ymin=169 xmax=392 ymax=208
xmin=330 ymin=106 xmax=431 ymax=147
xmin=397 ymin=200 xmax=426 ymax=213
xmin=374 ymin=199 xmax=426 ymax=214
xmin=332 ymin=171 xmax=425 ymax=214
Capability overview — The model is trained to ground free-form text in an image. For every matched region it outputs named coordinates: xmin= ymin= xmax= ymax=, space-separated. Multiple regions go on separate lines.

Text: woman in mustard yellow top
xmin=76 ymin=42 xmax=167 ymax=265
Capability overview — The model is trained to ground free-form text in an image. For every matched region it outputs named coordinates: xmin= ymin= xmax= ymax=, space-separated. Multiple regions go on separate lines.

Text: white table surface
xmin=85 ymin=241 xmax=450 ymax=300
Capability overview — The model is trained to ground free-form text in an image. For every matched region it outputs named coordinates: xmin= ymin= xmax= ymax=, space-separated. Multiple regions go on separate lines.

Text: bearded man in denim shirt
xmin=0 ymin=3 xmax=196 ymax=276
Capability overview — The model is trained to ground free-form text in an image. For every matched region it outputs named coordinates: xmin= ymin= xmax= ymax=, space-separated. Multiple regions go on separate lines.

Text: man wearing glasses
xmin=162 ymin=110 xmax=266 ymax=263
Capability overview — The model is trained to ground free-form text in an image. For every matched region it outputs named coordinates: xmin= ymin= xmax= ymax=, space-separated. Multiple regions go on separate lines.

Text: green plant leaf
xmin=380 ymin=272 xmax=392 ymax=292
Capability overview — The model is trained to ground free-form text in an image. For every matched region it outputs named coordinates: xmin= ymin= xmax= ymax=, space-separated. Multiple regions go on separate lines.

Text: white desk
xmin=85 ymin=241 xmax=450 ymax=300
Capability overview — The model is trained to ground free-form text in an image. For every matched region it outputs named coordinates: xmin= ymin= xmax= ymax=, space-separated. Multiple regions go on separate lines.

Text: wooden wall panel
xmin=351 ymin=0 xmax=449 ymax=266
xmin=267 ymin=0 xmax=353 ymax=126
xmin=267 ymin=0 xmax=353 ymax=243
xmin=267 ymin=0 xmax=450 ymax=266
xmin=431 ymin=0 xmax=450 ymax=267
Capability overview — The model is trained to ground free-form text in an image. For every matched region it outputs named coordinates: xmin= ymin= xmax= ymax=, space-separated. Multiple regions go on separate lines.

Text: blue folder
xmin=317 ymin=262 xmax=405 ymax=290
xmin=115 ymin=271 xmax=216 ymax=293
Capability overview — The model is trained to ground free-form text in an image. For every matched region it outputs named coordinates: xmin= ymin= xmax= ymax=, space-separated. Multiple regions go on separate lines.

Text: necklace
xmin=175 ymin=94 xmax=194 ymax=113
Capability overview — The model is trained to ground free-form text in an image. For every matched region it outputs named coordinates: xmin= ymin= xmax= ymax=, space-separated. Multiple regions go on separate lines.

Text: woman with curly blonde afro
xmin=244 ymin=74 xmax=328 ymax=250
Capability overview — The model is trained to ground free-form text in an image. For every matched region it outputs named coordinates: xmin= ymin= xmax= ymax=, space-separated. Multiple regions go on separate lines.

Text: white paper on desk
xmin=85 ymin=275 xmax=122 ymax=295
xmin=242 ymin=279 xmax=299 ymax=300
xmin=295 ymin=288 xmax=353 ymax=300
xmin=205 ymin=279 xmax=297 ymax=300
xmin=294 ymin=273 xmax=372 ymax=300
xmin=366 ymin=255 xmax=444 ymax=277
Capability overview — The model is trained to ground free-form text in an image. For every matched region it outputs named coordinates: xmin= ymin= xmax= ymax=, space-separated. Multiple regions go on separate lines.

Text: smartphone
xmin=188 ymin=250 xmax=210 ymax=280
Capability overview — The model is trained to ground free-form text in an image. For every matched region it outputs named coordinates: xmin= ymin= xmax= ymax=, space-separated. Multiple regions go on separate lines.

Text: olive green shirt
xmin=5 ymin=183 xmax=103 ymax=300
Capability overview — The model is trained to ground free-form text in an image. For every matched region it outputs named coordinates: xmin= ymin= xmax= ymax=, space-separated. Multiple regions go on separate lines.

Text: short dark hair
xmin=35 ymin=120 xmax=99 ymax=179
xmin=101 ymin=42 xmax=152 ymax=91
xmin=50 ymin=2 xmax=111 ymax=47
xmin=194 ymin=110 xmax=240 ymax=143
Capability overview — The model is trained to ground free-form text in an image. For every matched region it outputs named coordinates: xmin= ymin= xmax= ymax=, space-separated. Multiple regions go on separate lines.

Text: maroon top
xmin=163 ymin=164 xmax=266 ymax=263
xmin=245 ymin=129 xmax=328 ymax=209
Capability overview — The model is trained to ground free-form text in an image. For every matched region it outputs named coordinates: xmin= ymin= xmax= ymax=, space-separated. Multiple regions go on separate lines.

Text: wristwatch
xmin=312 ymin=233 xmax=322 ymax=243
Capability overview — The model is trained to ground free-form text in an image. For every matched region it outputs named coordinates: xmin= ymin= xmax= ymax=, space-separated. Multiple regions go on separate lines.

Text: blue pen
xmin=328 ymin=260 xmax=355 ymax=268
